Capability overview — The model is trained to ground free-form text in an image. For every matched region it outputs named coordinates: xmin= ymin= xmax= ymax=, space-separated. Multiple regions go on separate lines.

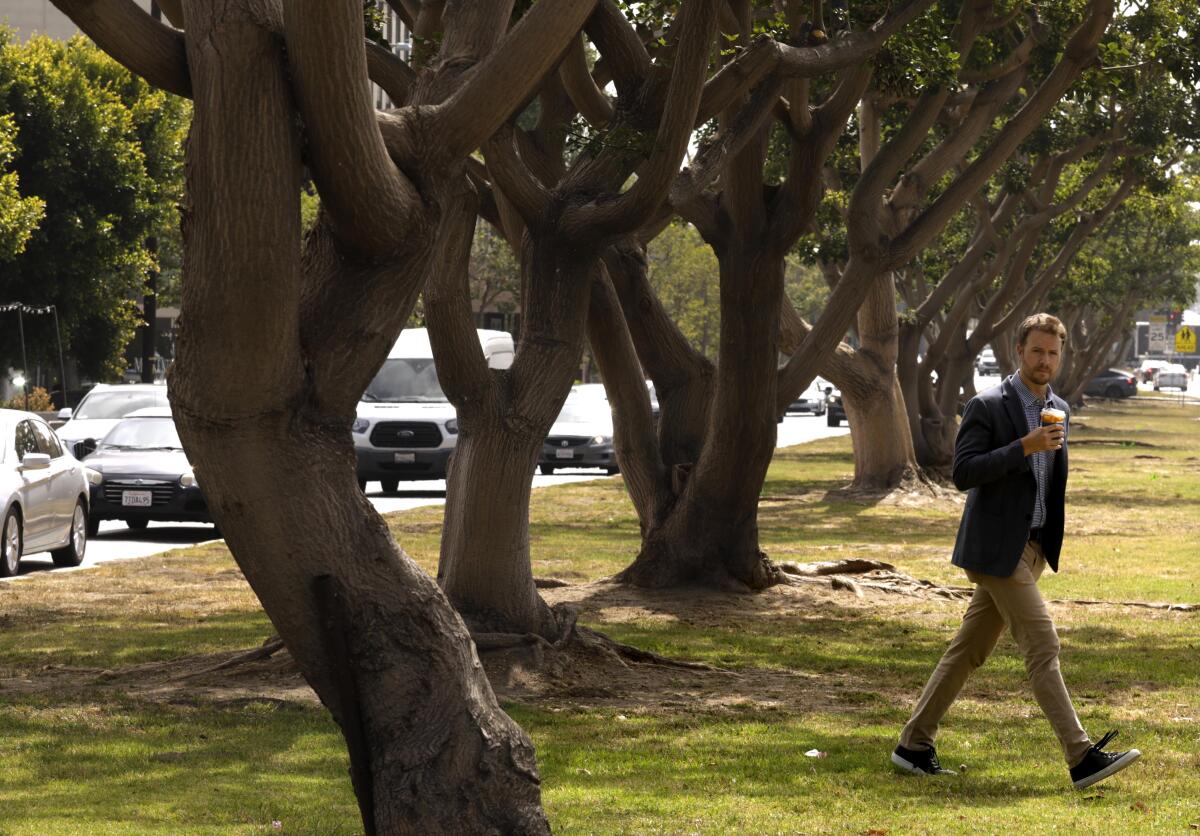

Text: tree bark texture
xmin=617 ymin=246 xmax=784 ymax=590
xmin=119 ymin=0 xmax=558 ymax=831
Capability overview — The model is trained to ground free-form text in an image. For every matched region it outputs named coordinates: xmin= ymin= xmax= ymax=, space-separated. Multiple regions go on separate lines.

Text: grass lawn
xmin=0 ymin=399 xmax=1196 ymax=833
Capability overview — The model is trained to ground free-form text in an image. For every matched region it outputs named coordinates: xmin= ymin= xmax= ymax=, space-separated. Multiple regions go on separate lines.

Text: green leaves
xmin=0 ymin=31 xmax=189 ymax=380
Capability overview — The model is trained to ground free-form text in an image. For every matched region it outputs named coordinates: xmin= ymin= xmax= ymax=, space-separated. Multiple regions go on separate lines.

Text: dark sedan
xmin=1083 ymin=368 xmax=1138 ymax=399
xmin=83 ymin=408 xmax=212 ymax=534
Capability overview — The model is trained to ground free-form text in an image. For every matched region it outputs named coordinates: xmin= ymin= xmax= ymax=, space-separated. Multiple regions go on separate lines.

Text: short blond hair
xmin=1018 ymin=313 xmax=1067 ymax=347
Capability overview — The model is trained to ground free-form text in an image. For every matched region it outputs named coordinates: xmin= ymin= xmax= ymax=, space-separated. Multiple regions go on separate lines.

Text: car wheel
xmin=606 ymin=466 xmax=620 ymax=476
xmin=1153 ymin=384 xmax=1160 ymax=391
xmin=539 ymin=464 xmax=556 ymax=475
xmin=86 ymin=516 xmax=100 ymax=537
xmin=52 ymin=500 xmax=88 ymax=568
xmin=126 ymin=518 xmax=149 ymax=531
xmin=380 ymin=479 xmax=399 ymax=494
xmin=1 ymin=508 xmax=21 ymax=578
xmin=357 ymin=478 xmax=367 ymax=493
xmin=826 ymin=412 xmax=839 ymax=427
xmin=1105 ymin=385 xmax=1123 ymax=398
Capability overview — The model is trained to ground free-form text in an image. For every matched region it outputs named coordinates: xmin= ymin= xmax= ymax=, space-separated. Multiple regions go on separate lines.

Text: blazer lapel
xmin=1000 ymin=377 xmax=1028 ymax=441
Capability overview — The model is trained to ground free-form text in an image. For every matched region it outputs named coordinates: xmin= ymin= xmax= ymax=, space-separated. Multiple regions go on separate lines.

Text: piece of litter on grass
xmin=958 ymin=764 xmax=968 ymax=773
xmin=271 ymin=822 xmax=282 ymax=831
xmin=804 ymin=749 xmax=827 ymax=758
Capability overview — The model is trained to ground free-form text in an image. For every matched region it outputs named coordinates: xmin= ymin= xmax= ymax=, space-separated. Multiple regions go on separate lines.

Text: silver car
xmin=0 ymin=409 xmax=92 ymax=575
xmin=1154 ymin=363 xmax=1188 ymax=391
xmin=56 ymin=383 xmax=170 ymax=459
xmin=539 ymin=384 xmax=618 ymax=475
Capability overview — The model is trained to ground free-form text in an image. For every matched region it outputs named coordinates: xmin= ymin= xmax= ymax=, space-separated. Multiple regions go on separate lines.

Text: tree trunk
xmin=437 ymin=419 xmax=558 ymax=637
xmin=168 ymin=5 xmax=549 ymax=830
xmin=617 ymin=246 xmax=783 ymax=590
xmin=840 ymin=371 xmax=921 ymax=489
xmin=833 ymin=273 xmax=922 ymax=490
xmin=435 ymin=231 xmax=596 ymax=638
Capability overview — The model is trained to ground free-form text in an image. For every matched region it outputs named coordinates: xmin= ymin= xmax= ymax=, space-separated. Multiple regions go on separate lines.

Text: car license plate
xmin=555 ymin=449 xmax=574 ymax=460
xmin=121 ymin=491 xmax=153 ymax=507
xmin=393 ymin=452 xmax=415 ymax=463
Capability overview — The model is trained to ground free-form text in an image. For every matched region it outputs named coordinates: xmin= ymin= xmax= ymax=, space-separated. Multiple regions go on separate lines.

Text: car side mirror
xmin=20 ymin=452 xmax=51 ymax=471
xmin=824 ymin=386 xmax=833 ymax=395
xmin=57 ymin=407 xmax=73 ymax=421
xmin=74 ymin=439 xmax=97 ymax=460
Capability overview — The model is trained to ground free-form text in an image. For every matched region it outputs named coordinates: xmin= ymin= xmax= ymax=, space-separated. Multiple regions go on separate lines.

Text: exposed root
xmin=826 ymin=466 xmax=961 ymax=507
xmin=534 ymin=577 xmax=574 ymax=589
xmin=1050 ymin=598 xmax=1198 ymax=612
xmin=778 ymin=558 xmax=971 ymax=601
xmin=184 ymin=636 xmax=286 ymax=677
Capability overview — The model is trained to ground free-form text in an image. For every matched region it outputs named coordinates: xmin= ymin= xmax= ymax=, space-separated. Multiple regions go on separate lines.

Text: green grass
xmin=0 ymin=398 xmax=1196 ymax=833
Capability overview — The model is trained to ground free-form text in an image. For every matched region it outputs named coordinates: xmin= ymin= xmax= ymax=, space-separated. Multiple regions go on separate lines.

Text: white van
xmin=352 ymin=328 xmax=514 ymax=491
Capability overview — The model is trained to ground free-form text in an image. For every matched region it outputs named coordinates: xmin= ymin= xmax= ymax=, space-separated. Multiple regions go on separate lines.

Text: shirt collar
xmin=1010 ymin=372 xmax=1053 ymax=408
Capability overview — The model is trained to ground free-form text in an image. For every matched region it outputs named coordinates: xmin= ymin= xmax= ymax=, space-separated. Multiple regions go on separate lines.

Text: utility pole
xmin=141 ymin=236 xmax=158 ymax=383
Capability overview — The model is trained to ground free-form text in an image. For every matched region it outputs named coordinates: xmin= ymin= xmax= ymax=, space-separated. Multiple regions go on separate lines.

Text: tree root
xmin=181 ymin=636 xmax=287 ymax=678
xmin=533 ymin=577 xmax=573 ymax=589
xmin=470 ymin=603 xmax=731 ymax=675
xmin=778 ymin=558 xmax=971 ymax=600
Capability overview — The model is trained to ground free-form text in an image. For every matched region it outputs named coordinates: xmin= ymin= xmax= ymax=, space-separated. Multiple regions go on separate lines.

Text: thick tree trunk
xmin=434 ymin=230 xmax=596 ymax=638
xmin=437 ymin=420 xmax=558 ymax=637
xmin=617 ymin=247 xmax=783 ymax=590
xmin=169 ymin=5 xmax=550 ymax=830
xmin=835 ymin=274 xmax=922 ymax=490
xmin=841 ymin=371 xmax=921 ymax=489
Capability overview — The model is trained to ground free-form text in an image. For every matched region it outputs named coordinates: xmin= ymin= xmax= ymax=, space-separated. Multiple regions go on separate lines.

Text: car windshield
xmin=99 ymin=417 xmax=184 ymax=451
xmin=557 ymin=396 xmax=611 ymax=425
xmin=362 ymin=358 xmax=446 ymax=402
xmin=75 ymin=389 xmax=167 ymax=419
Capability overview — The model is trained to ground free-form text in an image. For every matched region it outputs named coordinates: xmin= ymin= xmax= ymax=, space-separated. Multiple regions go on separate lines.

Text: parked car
xmin=787 ymin=378 xmax=830 ymax=416
xmin=976 ymin=346 xmax=999 ymax=375
xmin=1083 ymin=368 xmax=1138 ymax=399
xmin=82 ymin=407 xmax=212 ymax=534
xmin=539 ymin=384 xmax=617 ymax=475
xmin=1153 ymin=363 xmax=1188 ymax=391
xmin=825 ymin=384 xmax=846 ymax=427
xmin=56 ymin=383 xmax=170 ymax=459
xmin=1 ymin=408 xmax=91 ymax=575
xmin=1136 ymin=358 xmax=1170 ymax=384
xmin=352 ymin=328 xmax=514 ymax=492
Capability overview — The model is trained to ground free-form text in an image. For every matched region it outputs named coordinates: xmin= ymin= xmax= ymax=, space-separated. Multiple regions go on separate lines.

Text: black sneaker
xmin=892 ymin=743 xmax=957 ymax=776
xmin=1070 ymin=730 xmax=1142 ymax=789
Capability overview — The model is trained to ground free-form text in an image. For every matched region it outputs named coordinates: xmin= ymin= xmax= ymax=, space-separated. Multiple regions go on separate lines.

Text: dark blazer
xmin=950 ymin=376 xmax=1069 ymax=577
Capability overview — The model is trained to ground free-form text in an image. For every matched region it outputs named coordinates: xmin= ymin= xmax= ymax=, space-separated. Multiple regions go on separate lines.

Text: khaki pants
xmin=899 ymin=541 xmax=1092 ymax=767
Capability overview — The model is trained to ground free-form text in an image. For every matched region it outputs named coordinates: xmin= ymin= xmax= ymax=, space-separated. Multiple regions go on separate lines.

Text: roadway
xmin=5 ymin=411 xmax=851 ymax=579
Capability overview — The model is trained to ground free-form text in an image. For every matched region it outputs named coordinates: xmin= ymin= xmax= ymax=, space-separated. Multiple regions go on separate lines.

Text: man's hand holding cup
xmin=1023 ymin=407 xmax=1066 ymax=455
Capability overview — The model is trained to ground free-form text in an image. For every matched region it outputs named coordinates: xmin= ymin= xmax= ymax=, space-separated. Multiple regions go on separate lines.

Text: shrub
xmin=2 ymin=385 xmax=55 ymax=411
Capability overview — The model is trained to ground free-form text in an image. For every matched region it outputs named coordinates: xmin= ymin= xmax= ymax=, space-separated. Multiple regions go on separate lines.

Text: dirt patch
xmin=4 ymin=571 xmax=1192 ymax=717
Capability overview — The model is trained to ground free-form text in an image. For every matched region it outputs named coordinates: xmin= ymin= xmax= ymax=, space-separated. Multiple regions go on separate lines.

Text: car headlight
xmin=591 ymin=435 xmax=609 ymax=445
xmin=351 ymin=418 xmax=369 ymax=434
xmin=180 ymin=471 xmax=198 ymax=488
xmin=445 ymin=419 xmax=459 ymax=434
xmin=84 ymin=467 xmax=103 ymax=486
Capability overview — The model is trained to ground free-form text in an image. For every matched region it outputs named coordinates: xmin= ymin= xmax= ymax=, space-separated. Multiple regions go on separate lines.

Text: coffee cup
xmin=1041 ymin=407 xmax=1066 ymax=425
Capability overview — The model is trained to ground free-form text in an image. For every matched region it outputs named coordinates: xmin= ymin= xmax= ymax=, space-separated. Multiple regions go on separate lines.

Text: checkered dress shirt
xmin=1010 ymin=373 xmax=1056 ymax=530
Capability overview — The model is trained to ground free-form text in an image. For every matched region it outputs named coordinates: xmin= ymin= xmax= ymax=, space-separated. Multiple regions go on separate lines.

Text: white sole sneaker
xmin=891 ymin=750 xmax=956 ymax=776
xmin=1072 ymin=748 xmax=1142 ymax=789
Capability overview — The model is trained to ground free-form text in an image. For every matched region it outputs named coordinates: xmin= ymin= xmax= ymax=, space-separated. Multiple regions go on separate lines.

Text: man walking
xmin=891 ymin=313 xmax=1141 ymax=790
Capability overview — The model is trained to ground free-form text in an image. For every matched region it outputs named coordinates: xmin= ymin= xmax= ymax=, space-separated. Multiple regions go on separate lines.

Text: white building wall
xmin=0 ymin=0 xmax=152 ymax=41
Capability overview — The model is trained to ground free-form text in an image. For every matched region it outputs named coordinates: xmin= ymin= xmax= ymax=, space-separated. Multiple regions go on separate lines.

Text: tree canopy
xmin=0 ymin=32 xmax=188 ymax=380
